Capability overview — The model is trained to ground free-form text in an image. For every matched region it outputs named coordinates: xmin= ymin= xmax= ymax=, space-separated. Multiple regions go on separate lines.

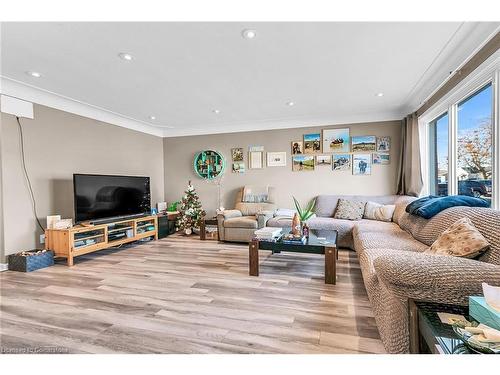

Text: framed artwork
xmin=352 ymin=154 xmax=372 ymax=175
xmin=315 ymin=155 xmax=332 ymax=166
xmin=292 ymin=155 xmax=315 ymax=171
xmin=373 ymin=153 xmax=390 ymax=165
xmin=291 ymin=141 xmax=304 ymax=155
xmin=249 ymin=151 xmax=264 ymax=169
xmin=232 ymin=162 xmax=245 ymax=173
xmin=376 ymin=136 xmax=391 ymax=152
xmin=352 ymin=135 xmax=376 ymax=152
xmin=267 ymin=152 xmax=287 ymax=167
xmin=231 ymin=148 xmax=244 ymax=161
xmin=249 ymin=145 xmax=264 ymax=152
xmin=193 ymin=150 xmax=225 ymax=180
xmin=333 ymin=154 xmax=351 ymax=171
xmin=322 ymin=128 xmax=350 ymax=153
xmin=303 ymin=133 xmax=322 ymax=154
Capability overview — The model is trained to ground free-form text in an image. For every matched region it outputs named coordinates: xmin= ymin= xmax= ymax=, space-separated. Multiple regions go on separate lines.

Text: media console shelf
xmin=45 ymin=215 xmax=158 ymax=266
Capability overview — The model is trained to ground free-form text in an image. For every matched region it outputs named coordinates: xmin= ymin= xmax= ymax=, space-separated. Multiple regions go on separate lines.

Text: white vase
xmin=184 ymin=228 xmax=192 ymax=235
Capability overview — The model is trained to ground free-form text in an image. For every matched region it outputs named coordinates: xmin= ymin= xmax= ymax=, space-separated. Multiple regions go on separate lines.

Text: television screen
xmin=74 ymin=174 xmax=151 ymax=223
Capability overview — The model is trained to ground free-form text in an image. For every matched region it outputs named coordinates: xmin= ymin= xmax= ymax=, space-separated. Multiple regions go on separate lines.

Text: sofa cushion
xmin=354 ymin=220 xmax=402 ymax=234
xmin=224 ymin=216 xmax=258 ymax=229
xmin=426 ymin=217 xmax=490 ymax=258
xmin=334 ymin=199 xmax=366 ymax=220
xmin=315 ymin=194 xmax=403 ymax=218
xmin=235 ymin=202 xmax=277 ymax=216
xmin=392 ymin=196 xmax=417 ymax=225
xmin=398 ymin=206 xmax=500 ymax=265
xmin=266 ymin=216 xmax=293 ymax=228
xmin=364 ymin=201 xmax=395 ymax=222
xmin=353 ymin=230 xmax=428 ymax=254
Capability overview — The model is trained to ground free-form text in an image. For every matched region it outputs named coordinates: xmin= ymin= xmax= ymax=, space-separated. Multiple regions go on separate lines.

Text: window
xmin=423 ymin=70 xmax=497 ymax=209
xmin=428 ymin=113 xmax=449 ymax=196
xmin=456 ymin=84 xmax=493 ymax=206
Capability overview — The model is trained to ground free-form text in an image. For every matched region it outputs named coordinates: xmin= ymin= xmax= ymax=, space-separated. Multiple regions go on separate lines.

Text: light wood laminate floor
xmin=0 ymin=235 xmax=385 ymax=354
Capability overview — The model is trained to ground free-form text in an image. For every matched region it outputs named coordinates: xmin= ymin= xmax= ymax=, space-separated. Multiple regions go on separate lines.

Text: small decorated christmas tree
xmin=176 ymin=181 xmax=206 ymax=234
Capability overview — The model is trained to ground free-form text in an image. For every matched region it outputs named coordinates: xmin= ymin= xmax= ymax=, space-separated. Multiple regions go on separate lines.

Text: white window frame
xmin=419 ymin=50 xmax=500 ymax=209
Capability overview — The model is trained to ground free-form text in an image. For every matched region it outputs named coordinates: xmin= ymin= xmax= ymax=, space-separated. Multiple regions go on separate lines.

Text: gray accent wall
xmin=163 ymin=120 xmax=402 ymax=217
xmin=0 ymin=104 xmax=165 ymax=260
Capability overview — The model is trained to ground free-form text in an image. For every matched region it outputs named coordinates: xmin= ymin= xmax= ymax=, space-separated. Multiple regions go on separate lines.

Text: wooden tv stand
xmin=45 ymin=215 xmax=158 ymax=266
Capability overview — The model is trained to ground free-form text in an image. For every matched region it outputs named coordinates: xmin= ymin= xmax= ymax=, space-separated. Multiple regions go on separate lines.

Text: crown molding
xmin=0 ymin=77 xmax=164 ymax=137
xmin=162 ymin=110 xmax=402 ymax=138
xmin=402 ymin=23 xmax=500 ymax=115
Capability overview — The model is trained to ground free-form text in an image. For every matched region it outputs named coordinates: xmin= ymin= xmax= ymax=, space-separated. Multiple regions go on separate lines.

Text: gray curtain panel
xmin=397 ymin=112 xmax=423 ymax=196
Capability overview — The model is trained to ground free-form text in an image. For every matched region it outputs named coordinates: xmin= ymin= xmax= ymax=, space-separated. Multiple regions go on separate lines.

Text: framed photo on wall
xmin=376 ymin=136 xmax=391 ymax=152
xmin=291 ymin=141 xmax=304 ymax=155
xmin=333 ymin=154 xmax=351 ymax=171
xmin=249 ymin=151 xmax=264 ymax=169
xmin=315 ymin=155 xmax=332 ymax=166
xmin=231 ymin=148 xmax=244 ymax=161
xmin=267 ymin=152 xmax=287 ymax=167
xmin=352 ymin=154 xmax=372 ymax=175
xmin=352 ymin=136 xmax=376 ymax=152
xmin=303 ymin=133 xmax=322 ymax=154
xmin=373 ymin=153 xmax=390 ymax=165
xmin=322 ymin=128 xmax=350 ymax=153
xmin=232 ymin=162 xmax=245 ymax=173
xmin=292 ymin=155 xmax=315 ymax=171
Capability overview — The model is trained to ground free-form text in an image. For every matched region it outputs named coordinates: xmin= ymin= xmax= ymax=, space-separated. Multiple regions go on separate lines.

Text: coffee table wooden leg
xmin=325 ymin=246 xmax=336 ymax=284
xmin=249 ymin=239 xmax=259 ymax=276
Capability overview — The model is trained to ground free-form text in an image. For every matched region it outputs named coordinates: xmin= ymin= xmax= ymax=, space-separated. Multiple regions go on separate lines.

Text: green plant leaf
xmin=293 ymin=196 xmax=303 ymax=216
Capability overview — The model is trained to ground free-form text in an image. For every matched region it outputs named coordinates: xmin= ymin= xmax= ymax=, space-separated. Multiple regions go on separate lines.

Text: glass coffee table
xmin=249 ymin=230 xmax=338 ymax=284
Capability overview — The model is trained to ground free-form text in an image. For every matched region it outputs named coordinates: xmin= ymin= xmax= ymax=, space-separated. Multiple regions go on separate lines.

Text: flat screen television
xmin=73 ymin=174 xmax=151 ymax=223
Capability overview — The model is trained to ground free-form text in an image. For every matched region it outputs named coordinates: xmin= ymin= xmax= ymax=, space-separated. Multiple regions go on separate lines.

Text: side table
xmin=200 ymin=217 xmax=219 ymax=241
xmin=408 ymin=299 xmax=475 ymax=354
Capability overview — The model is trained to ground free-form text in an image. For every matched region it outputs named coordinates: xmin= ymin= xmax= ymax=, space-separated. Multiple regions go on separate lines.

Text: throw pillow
xmin=364 ymin=201 xmax=396 ymax=222
xmin=426 ymin=217 xmax=490 ymax=258
xmin=334 ymin=199 xmax=366 ymax=221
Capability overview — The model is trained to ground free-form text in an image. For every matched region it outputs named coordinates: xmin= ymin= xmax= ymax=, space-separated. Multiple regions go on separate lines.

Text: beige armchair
xmin=217 ymin=186 xmax=277 ymax=242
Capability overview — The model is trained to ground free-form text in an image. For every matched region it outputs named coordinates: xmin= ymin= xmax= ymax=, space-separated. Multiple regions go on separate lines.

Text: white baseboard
xmin=0 ymin=263 xmax=8 ymax=272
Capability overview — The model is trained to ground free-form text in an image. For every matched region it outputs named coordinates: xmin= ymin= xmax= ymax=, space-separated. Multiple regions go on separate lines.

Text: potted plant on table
xmin=292 ymin=196 xmax=317 ymax=237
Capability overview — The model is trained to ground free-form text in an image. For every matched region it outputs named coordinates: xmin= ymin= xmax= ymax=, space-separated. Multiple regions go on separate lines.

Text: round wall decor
xmin=193 ymin=150 xmax=225 ymax=180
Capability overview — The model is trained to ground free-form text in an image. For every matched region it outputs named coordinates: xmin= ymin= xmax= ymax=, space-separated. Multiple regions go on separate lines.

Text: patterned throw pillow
xmin=363 ymin=201 xmax=396 ymax=222
xmin=334 ymin=199 xmax=366 ymax=221
xmin=426 ymin=217 xmax=490 ymax=258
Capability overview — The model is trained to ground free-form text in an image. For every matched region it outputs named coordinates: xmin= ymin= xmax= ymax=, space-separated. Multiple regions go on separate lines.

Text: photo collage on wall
xmin=227 ymin=129 xmax=390 ymax=176
xmin=291 ymin=128 xmax=391 ymax=175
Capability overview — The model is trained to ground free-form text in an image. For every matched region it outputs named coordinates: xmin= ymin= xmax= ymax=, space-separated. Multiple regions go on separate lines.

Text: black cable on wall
xmin=15 ymin=116 xmax=44 ymax=232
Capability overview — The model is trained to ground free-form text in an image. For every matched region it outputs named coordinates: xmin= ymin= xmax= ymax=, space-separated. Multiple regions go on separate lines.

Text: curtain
xmin=397 ymin=112 xmax=423 ymax=196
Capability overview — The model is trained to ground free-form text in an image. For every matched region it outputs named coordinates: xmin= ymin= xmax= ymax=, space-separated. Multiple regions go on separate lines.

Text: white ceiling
xmin=1 ymin=22 xmax=499 ymax=137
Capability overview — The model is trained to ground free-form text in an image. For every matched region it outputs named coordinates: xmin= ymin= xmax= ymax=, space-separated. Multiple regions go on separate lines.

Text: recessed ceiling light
xmin=375 ymin=92 xmax=384 ymax=97
xmin=212 ymin=109 xmax=220 ymax=114
xmin=118 ymin=53 xmax=134 ymax=61
xmin=26 ymin=71 xmax=42 ymax=78
xmin=149 ymin=115 xmax=156 ymax=121
xmin=287 ymin=101 xmax=295 ymax=106
xmin=241 ymin=29 xmax=257 ymax=39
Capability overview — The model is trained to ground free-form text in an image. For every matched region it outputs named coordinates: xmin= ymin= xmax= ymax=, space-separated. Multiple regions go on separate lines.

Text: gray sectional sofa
xmin=267 ymin=194 xmax=500 ymax=353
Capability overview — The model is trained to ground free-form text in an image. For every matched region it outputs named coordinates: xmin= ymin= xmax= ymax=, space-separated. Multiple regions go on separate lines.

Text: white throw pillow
xmin=363 ymin=201 xmax=395 ymax=222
